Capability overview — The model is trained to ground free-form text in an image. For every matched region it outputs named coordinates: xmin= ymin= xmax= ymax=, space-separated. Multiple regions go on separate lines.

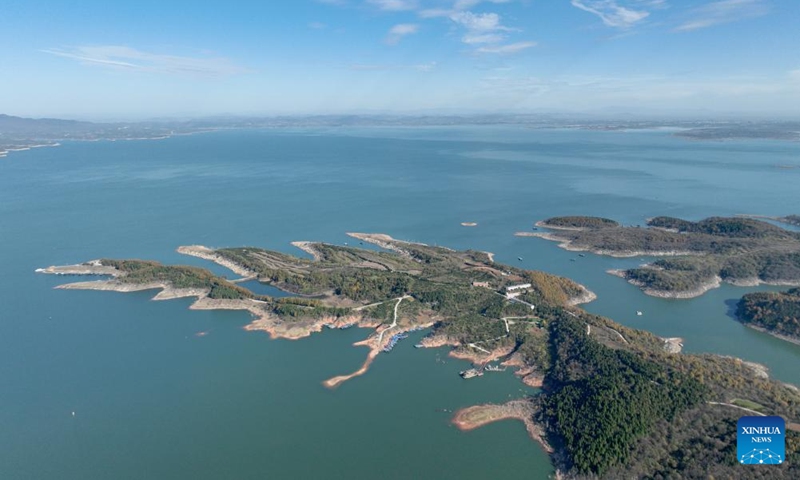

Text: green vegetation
xmin=535 ymin=215 xmax=800 ymax=296
xmin=55 ymin=237 xmax=800 ymax=479
xmin=730 ymin=398 xmax=765 ymax=412
xmin=540 ymin=216 xmax=619 ymax=229
xmin=649 ymin=216 xmax=794 ymax=238
xmin=737 ymin=288 xmax=800 ymax=340
xmin=101 ymin=259 xmax=254 ymax=300
xmin=541 ymin=316 xmax=707 ymax=475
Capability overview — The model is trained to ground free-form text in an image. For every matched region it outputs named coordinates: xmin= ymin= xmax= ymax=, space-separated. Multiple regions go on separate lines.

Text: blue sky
xmin=2 ymin=0 xmax=799 ymax=119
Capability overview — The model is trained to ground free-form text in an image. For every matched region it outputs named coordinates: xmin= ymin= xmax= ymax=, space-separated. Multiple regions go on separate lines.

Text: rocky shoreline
xmin=741 ymin=323 xmax=800 ymax=347
xmin=177 ymin=245 xmax=257 ymax=279
xmin=607 ymin=269 xmax=723 ymax=299
xmin=516 ymin=231 xmax=698 ymax=258
xmin=451 ymin=400 xmax=553 ymax=453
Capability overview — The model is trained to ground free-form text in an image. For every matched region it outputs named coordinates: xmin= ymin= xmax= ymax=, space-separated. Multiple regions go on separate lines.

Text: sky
xmin=1 ymin=0 xmax=799 ymax=119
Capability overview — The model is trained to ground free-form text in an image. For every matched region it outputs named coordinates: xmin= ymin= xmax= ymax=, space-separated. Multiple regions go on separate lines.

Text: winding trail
xmin=707 ymin=401 xmax=765 ymax=416
xmin=377 ymin=295 xmax=410 ymax=343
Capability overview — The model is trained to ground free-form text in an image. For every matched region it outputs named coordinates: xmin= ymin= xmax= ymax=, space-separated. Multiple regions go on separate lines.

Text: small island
xmin=519 ymin=215 xmax=800 ymax=298
xmin=737 ymin=288 xmax=800 ymax=345
xmin=39 ymin=234 xmax=800 ymax=478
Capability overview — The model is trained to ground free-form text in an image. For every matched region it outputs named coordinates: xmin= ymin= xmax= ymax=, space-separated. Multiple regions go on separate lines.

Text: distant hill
xmin=0 ymin=114 xmax=95 ymax=136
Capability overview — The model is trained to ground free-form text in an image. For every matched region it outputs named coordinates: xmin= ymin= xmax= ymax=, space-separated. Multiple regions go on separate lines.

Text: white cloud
xmin=308 ymin=21 xmax=327 ymax=29
xmin=789 ymin=69 xmax=800 ymax=82
xmin=675 ymin=0 xmax=769 ymax=32
xmin=570 ymin=0 xmax=650 ymax=28
xmin=462 ymin=33 xmax=507 ymax=44
xmin=447 ymin=10 xmax=535 ymax=54
xmin=367 ymin=0 xmax=418 ymax=11
xmin=42 ymin=46 xmax=248 ymax=76
xmin=418 ymin=8 xmax=453 ymax=18
xmin=476 ymin=41 xmax=537 ymax=54
xmin=450 ymin=11 xmax=514 ymax=32
xmin=386 ymin=23 xmax=420 ymax=44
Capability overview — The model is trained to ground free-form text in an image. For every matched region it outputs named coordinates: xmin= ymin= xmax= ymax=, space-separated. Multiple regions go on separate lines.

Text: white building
xmin=505 ymin=283 xmax=531 ymax=293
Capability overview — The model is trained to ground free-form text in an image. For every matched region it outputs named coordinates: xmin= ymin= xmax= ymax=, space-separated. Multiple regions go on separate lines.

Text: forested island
xmin=39 ymin=234 xmax=800 ymax=478
xmin=519 ymin=215 xmax=800 ymax=298
xmin=737 ymin=288 xmax=800 ymax=345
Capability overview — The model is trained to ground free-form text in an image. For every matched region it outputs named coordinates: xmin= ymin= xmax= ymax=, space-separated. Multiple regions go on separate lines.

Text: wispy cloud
xmin=570 ymin=0 xmax=651 ymax=28
xmin=385 ymin=23 xmax=420 ymax=44
xmin=308 ymin=21 xmax=327 ymax=29
xmin=450 ymin=11 xmax=515 ymax=33
xmin=419 ymin=0 xmax=510 ymax=19
xmin=43 ymin=46 xmax=248 ymax=76
xmin=476 ymin=41 xmax=537 ymax=54
xmin=675 ymin=0 xmax=769 ymax=32
xmin=367 ymin=0 xmax=418 ymax=11
xmin=448 ymin=10 xmax=535 ymax=54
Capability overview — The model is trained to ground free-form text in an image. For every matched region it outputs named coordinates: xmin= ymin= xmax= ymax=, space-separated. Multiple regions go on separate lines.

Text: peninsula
xmin=39 ymin=234 xmax=800 ymax=478
xmin=736 ymin=288 xmax=800 ymax=345
xmin=519 ymin=215 xmax=800 ymax=298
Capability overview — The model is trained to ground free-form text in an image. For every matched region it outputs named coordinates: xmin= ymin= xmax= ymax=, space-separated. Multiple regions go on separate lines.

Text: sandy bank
xmin=452 ymin=400 xmax=552 ymax=453
xmin=449 ymin=342 xmax=516 ymax=366
xmin=290 ymin=241 xmax=323 ymax=261
xmin=346 ymin=232 xmax=455 ymax=256
xmin=177 ymin=245 xmax=256 ymax=279
xmin=661 ymin=337 xmax=684 ymax=354
xmin=36 ymin=261 xmax=120 ymax=277
xmin=55 ymin=280 xmax=164 ymax=293
xmin=567 ymin=286 xmax=597 ymax=306
xmin=322 ymin=317 xmax=437 ymax=389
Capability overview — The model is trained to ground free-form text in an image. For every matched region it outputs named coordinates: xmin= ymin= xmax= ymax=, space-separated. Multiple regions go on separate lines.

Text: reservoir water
xmin=1 ymin=126 xmax=799 ymax=479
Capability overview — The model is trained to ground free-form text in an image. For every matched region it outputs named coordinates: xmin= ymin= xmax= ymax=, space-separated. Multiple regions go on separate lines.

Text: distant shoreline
xmin=742 ymin=323 xmax=800 ymax=347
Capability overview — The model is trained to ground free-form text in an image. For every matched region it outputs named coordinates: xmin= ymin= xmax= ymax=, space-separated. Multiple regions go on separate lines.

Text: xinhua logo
xmin=737 ymin=416 xmax=785 ymax=465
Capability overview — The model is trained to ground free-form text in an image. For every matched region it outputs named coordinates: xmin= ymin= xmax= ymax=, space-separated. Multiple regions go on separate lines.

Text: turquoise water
xmin=1 ymin=126 xmax=799 ymax=479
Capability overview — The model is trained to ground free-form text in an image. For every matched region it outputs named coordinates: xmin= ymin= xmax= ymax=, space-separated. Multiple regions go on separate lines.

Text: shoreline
xmin=567 ymin=286 xmax=597 ymax=306
xmin=609 ymin=268 xmax=800 ymax=299
xmin=517 ymin=231 xmax=698 ymax=258
xmin=741 ymin=323 xmax=800 ymax=347
xmin=40 ymin=265 xmax=442 ymax=389
xmin=290 ymin=241 xmax=323 ymax=261
xmin=661 ymin=337 xmax=684 ymax=354
xmin=451 ymin=400 xmax=553 ymax=454
xmin=176 ymin=245 xmax=256 ymax=279
xmin=0 ymin=128 xmax=222 ymax=160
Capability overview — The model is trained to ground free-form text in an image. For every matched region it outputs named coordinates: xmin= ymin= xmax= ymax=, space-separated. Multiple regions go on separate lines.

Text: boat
xmin=383 ymin=332 xmax=410 ymax=352
xmin=518 ymin=257 xmax=523 ymax=261
xmin=579 ymin=253 xmax=586 ymax=257
xmin=636 ymin=311 xmax=643 ymax=316
xmin=459 ymin=368 xmax=484 ymax=379
xmin=414 ymin=344 xmax=424 ymax=348
xmin=485 ymin=364 xmax=506 ymax=372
